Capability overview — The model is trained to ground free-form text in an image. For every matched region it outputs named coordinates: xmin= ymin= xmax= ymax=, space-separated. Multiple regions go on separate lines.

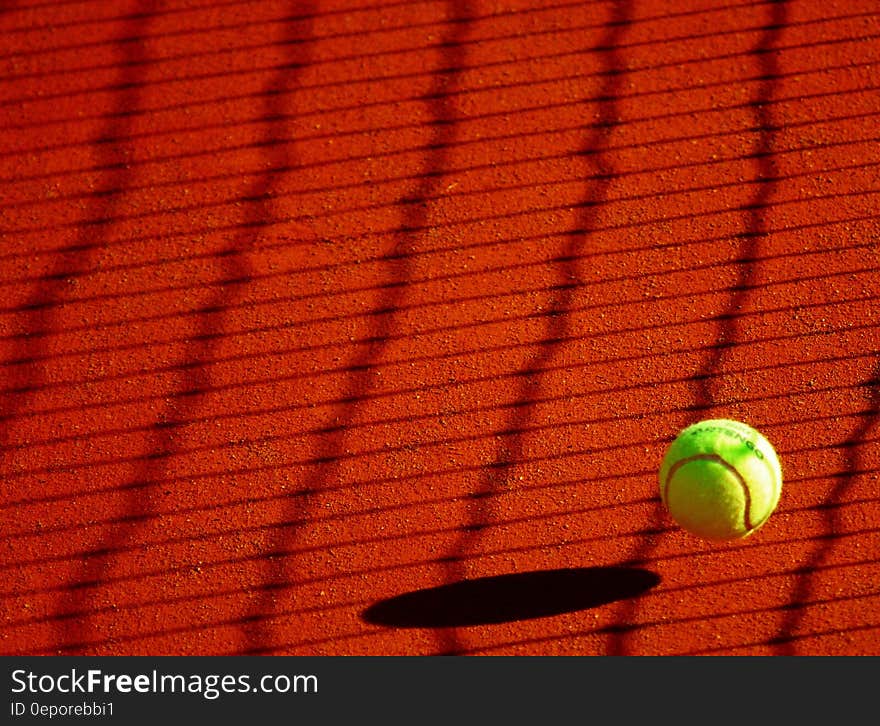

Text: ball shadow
xmin=361 ymin=566 xmax=660 ymax=628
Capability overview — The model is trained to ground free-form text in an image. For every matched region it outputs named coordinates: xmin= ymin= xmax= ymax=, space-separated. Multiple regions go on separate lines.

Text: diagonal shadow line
xmin=15 ymin=548 xmax=878 ymax=655
xmin=435 ymin=1 xmax=632 ymax=656
xmin=6 ymin=449 xmax=878 ymax=614
xmin=14 ymin=501 xmax=878 ymax=650
xmin=0 ymin=0 xmax=27 ymax=17
xmin=237 ymin=0 xmax=474 ymax=656
xmin=6 ymin=120 xmax=880 ymax=239
xmin=1 ymin=0 xmax=775 ymax=67
xmin=606 ymin=0 xmax=791 ymax=656
xmin=4 ymin=62 xmax=876 ymax=200
xmin=63 ymin=547 xmax=880 ymax=654
xmin=11 ymin=373 xmax=879 ymax=532
xmin=2 ymin=2 xmax=778 ymax=103
xmin=4 ymin=268 xmax=877 ymax=472
xmin=5 ymin=6 xmax=878 ymax=178
xmin=5 ymin=438 xmax=878 ymax=580
xmin=0 ymin=0 xmax=594 ymax=75
xmin=5 ymin=486 xmax=661 ymax=576
xmin=0 ymin=0 xmax=161 ymax=616
xmin=452 ymin=579 xmax=880 ymax=655
xmin=49 ymin=3 xmax=310 ymax=653
xmin=15 ymin=458 xmax=880 ymax=601
xmin=1 ymin=0 xmax=229 ymax=23
xmin=0 ymin=16 xmax=166 ymax=451
xmin=688 ymin=621 xmax=880 ymax=655
xmin=7 ymin=337 xmax=878 ymax=488
xmin=5 ymin=154 xmax=879 ymax=274
xmin=3 ymin=156 xmax=878 ymax=340
xmin=7 ymin=488 xmax=666 ymax=608
xmin=693 ymin=0 xmax=789 ymax=415
xmin=4 ymin=331 xmax=879 ymax=494
xmin=6 ymin=59 xmax=877 ymax=200
xmin=771 ymin=357 xmax=880 ymax=653
xmin=0 ymin=0 xmax=403 ymax=37
xmin=5 ymin=40 xmax=878 ymax=199
xmin=2 ymin=194 xmax=874 ymax=377
xmin=7 ymin=445 xmax=878 ymax=583
xmin=4 ymin=1 xmax=865 ymax=147
xmin=4 ymin=277 xmax=877 ymax=471
xmin=18 ymin=25 xmax=870 ymax=142
xmin=0 ymin=0 xmax=568 ymax=57
xmin=4 ymin=368 xmax=879 ymax=527
xmin=3 ymin=4 xmax=870 ymax=111
xmin=5 ymin=424 xmax=877 ymax=601
xmin=0 ymin=202 xmax=877 ymax=369
xmin=4 ymin=106 xmax=877 ymax=216
xmin=4 ymin=123 xmax=878 ymax=300
xmin=8 ymin=298 xmax=877 ymax=500
xmin=37 ymin=0 xmax=173 ymax=651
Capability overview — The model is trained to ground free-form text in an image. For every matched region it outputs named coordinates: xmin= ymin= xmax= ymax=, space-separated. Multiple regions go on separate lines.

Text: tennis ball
xmin=658 ymin=418 xmax=782 ymax=541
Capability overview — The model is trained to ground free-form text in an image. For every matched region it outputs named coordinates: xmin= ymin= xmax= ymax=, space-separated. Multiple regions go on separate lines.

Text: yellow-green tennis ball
xmin=658 ymin=419 xmax=782 ymax=541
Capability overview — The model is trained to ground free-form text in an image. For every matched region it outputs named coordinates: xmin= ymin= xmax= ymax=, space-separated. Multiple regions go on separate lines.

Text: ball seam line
xmin=697 ymin=420 xmax=782 ymax=506
xmin=663 ymin=453 xmax=754 ymax=533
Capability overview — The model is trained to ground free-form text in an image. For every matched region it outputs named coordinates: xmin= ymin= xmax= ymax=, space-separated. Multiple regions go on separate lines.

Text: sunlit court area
xmin=1 ymin=0 xmax=879 ymax=656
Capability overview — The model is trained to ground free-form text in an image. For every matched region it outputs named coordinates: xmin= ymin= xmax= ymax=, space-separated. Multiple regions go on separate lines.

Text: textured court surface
xmin=1 ymin=0 xmax=879 ymax=656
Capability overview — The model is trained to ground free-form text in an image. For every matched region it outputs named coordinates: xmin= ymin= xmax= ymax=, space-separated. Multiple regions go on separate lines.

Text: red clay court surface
xmin=1 ymin=0 xmax=879 ymax=657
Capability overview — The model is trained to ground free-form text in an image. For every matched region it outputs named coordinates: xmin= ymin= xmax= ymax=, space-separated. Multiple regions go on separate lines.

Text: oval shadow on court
xmin=361 ymin=566 xmax=660 ymax=628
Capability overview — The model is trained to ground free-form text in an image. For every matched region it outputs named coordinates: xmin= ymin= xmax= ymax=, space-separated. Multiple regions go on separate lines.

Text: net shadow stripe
xmin=8 ymin=523 xmax=878 ymax=632
xmin=7 ymin=435 xmax=876 ymax=556
xmin=239 ymin=0 xmax=472 ymax=654
xmin=7 ymin=143 xmax=880 ymax=237
xmin=453 ymin=587 xmax=880 ymax=656
xmin=5 ymin=5 xmax=875 ymax=139
xmin=685 ymin=620 xmax=880 ymax=655
xmin=5 ymin=479 xmax=878 ymax=580
xmin=3 ymin=264 xmax=877 ymax=411
xmin=5 ymin=48 xmax=878 ymax=169
xmin=17 ymin=569 xmax=879 ymax=655
xmin=693 ymin=0 xmax=788 ymax=412
xmin=10 ymin=3 xmax=163 ymax=651
xmin=2 ymin=203 xmax=877 ymax=341
xmin=435 ymin=0 xmax=631 ymax=656
xmin=773 ymin=356 xmax=880 ymax=653
xmin=2 ymin=0 xmax=625 ymax=49
xmin=4 ymin=292 xmax=878 ymax=471
xmin=50 ymin=4 xmax=310 ymax=652
xmin=6 ymin=405 xmax=876 ymax=520
xmin=5 ymin=177 xmax=878 ymax=267
xmin=606 ymin=0 xmax=790 ymax=656
xmin=3 ymin=0 xmax=859 ymax=90
xmin=4 ymin=301 xmax=877 ymax=479
xmin=4 ymin=114 xmax=878 ymax=217
xmin=5 ymin=73 xmax=876 ymax=190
